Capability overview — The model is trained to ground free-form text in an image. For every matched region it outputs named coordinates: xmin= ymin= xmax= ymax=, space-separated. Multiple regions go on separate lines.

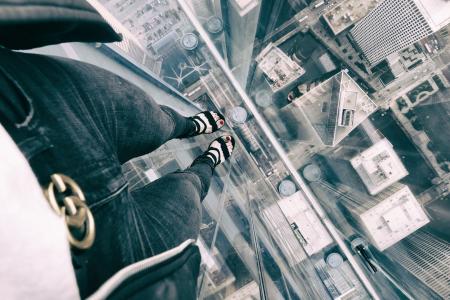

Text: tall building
xmin=323 ymin=0 xmax=382 ymax=36
xmin=225 ymin=0 xmax=261 ymax=86
xmin=386 ymin=231 xmax=450 ymax=299
xmin=98 ymin=0 xmax=212 ymax=90
xmin=88 ymin=0 xmax=162 ymax=72
xmin=338 ymin=182 xmax=429 ymax=251
xmin=196 ymin=238 xmax=236 ymax=297
xmin=99 ymin=0 xmax=189 ymax=53
xmin=289 ymin=71 xmax=377 ymax=146
xmin=255 ymin=43 xmax=305 ymax=92
xmin=350 ymin=0 xmax=450 ymax=65
xmin=314 ymin=257 xmax=369 ymax=300
xmin=264 ymin=191 xmax=333 ymax=258
xmin=225 ymin=281 xmax=259 ymax=300
xmin=350 ymin=138 xmax=409 ymax=195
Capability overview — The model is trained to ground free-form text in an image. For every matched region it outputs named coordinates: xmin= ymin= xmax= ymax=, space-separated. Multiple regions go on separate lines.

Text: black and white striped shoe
xmin=198 ymin=135 xmax=235 ymax=167
xmin=186 ymin=111 xmax=225 ymax=137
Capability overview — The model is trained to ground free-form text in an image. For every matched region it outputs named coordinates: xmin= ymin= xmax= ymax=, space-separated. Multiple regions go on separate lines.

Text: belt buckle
xmin=44 ymin=174 xmax=95 ymax=250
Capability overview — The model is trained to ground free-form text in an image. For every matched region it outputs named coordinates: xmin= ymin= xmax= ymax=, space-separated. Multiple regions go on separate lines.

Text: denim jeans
xmin=0 ymin=48 xmax=214 ymax=297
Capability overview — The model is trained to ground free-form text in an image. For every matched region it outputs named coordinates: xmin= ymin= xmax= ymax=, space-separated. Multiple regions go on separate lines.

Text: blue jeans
xmin=0 ymin=48 xmax=213 ymax=296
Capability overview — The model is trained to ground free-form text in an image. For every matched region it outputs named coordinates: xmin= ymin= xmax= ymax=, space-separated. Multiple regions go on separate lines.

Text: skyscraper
xmin=255 ymin=43 xmax=305 ymax=92
xmin=350 ymin=0 xmax=450 ymax=65
xmin=225 ymin=0 xmax=261 ymax=86
xmin=386 ymin=231 xmax=450 ymax=299
xmin=338 ymin=182 xmax=429 ymax=251
xmin=350 ymin=138 xmax=409 ymax=195
xmin=314 ymin=257 xmax=369 ymax=300
xmin=289 ymin=71 xmax=377 ymax=146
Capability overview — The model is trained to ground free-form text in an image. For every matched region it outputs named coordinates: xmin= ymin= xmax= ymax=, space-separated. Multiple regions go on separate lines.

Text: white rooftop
xmin=350 ymin=138 xmax=409 ymax=195
xmin=359 ymin=185 xmax=429 ymax=251
xmin=415 ymin=0 xmax=450 ymax=31
xmin=277 ymin=191 xmax=333 ymax=256
xmin=256 ymin=43 xmax=305 ymax=92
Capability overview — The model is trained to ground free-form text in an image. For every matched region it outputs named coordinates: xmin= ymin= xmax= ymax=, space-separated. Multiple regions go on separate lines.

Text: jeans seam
xmin=89 ymin=183 xmax=128 ymax=211
xmin=160 ymin=106 xmax=177 ymax=139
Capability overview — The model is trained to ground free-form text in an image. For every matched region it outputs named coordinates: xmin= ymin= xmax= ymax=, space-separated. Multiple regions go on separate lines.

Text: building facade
xmin=350 ymin=0 xmax=450 ymax=65
xmin=387 ymin=231 xmax=450 ymax=299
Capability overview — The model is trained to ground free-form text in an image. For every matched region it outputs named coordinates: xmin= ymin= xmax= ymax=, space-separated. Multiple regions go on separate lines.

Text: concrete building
xmin=314 ymin=257 xmax=368 ymax=300
xmin=255 ymin=43 xmax=305 ymax=92
xmin=99 ymin=0 xmax=188 ymax=52
xmin=98 ymin=0 xmax=195 ymax=76
xmin=225 ymin=281 xmax=259 ymax=300
xmin=322 ymin=0 xmax=382 ymax=35
xmin=350 ymin=0 xmax=450 ymax=65
xmin=387 ymin=231 xmax=450 ymax=299
xmin=339 ymin=183 xmax=429 ymax=251
xmin=291 ymin=71 xmax=377 ymax=146
xmin=274 ymin=191 xmax=333 ymax=256
xmin=350 ymin=138 xmax=409 ymax=195
xmin=196 ymin=238 xmax=236 ymax=297
xmin=90 ymin=0 xmax=162 ymax=72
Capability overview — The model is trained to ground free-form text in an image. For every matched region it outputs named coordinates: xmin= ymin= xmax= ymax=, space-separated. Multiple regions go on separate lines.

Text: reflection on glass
xmin=90 ymin=0 xmax=450 ymax=298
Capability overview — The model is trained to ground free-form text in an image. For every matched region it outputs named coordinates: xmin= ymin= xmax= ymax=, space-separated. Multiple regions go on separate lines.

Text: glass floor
xmin=33 ymin=0 xmax=450 ymax=299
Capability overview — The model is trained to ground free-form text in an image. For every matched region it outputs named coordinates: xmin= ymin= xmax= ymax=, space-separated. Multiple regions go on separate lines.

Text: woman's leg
xmin=80 ymin=155 xmax=220 ymax=297
xmin=54 ymin=56 xmax=227 ymax=163
xmin=125 ymin=136 xmax=235 ymax=255
xmin=45 ymin=56 xmax=196 ymax=163
xmin=128 ymin=160 xmax=213 ymax=252
xmin=1 ymin=49 xmax=234 ymax=295
xmin=125 ymin=161 xmax=222 ymax=256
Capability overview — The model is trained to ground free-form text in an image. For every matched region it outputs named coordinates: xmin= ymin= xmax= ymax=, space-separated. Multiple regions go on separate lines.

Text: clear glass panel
xmin=35 ymin=0 xmax=450 ymax=299
xmin=166 ymin=1 xmax=450 ymax=299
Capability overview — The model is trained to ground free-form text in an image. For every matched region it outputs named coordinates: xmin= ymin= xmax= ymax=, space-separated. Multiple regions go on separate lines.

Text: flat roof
xmin=323 ymin=0 xmax=382 ymax=35
xmin=360 ymin=184 xmax=429 ymax=251
xmin=415 ymin=0 xmax=450 ymax=31
xmin=256 ymin=43 xmax=305 ymax=92
xmin=350 ymin=138 xmax=409 ymax=195
xmin=277 ymin=191 xmax=333 ymax=256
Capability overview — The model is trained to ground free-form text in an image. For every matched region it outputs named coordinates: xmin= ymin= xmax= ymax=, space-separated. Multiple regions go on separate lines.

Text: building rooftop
xmin=350 ymin=138 xmax=409 ymax=195
xmin=359 ymin=184 xmax=429 ymax=251
xmin=256 ymin=43 xmax=305 ymax=92
xmin=322 ymin=0 xmax=382 ymax=35
xmin=415 ymin=0 xmax=450 ymax=31
xmin=314 ymin=259 xmax=363 ymax=299
xmin=293 ymin=71 xmax=377 ymax=146
xmin=100 ymin=0 xmax=189 ymax=50
xmin=276 ymin=191 xmax=333 ymax=256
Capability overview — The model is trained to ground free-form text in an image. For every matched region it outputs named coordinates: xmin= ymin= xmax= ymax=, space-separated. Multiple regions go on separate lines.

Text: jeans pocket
xmin=0 ymin=65 xmax=36 ymax=129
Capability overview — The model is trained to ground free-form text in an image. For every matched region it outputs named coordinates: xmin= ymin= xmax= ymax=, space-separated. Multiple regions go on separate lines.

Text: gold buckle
xmin=45 ymin=174 xmax=95 ymax=250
